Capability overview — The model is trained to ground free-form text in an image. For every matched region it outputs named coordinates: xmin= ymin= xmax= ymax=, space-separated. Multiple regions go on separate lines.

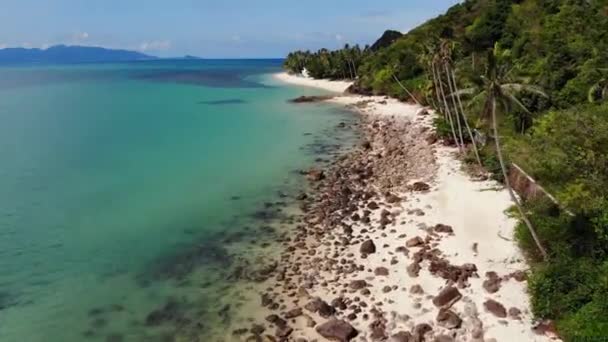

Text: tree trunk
xmin=450 ymin=69 xmax=482 ymax=167
xmin=430 ymin=63 xmax=446 ymax=120
xmin=351 ymin=60 xmax=358 ymax=78
xmin=491 ymin=99 xmax=548 ymax=261
xmin=436 ymin=63 xmax=462 ymax=152
xmin=444 ymin=63 xmax=465 ymax=148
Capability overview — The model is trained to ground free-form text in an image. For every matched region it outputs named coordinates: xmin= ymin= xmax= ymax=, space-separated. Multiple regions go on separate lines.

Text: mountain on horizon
xmin=0 ymin=45 xmax=156 ymax=64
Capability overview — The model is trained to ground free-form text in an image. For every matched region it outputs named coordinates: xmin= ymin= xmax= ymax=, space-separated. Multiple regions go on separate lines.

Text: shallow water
xmin=0 ymin=60 xmax=357 ymax=341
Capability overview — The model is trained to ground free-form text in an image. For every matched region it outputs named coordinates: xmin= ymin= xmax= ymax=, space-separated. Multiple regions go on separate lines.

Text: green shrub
xmin=557 ymin=262 xmax=608 ymax=340
xmin=528 ymin=257 xmax=599 ymax=319
xmin=433 ymin=116 xmax=453 ymax=141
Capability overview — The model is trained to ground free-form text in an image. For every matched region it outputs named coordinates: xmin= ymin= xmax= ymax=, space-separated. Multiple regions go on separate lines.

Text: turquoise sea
xmin=0 ymin=60 xmax=357 ymax=341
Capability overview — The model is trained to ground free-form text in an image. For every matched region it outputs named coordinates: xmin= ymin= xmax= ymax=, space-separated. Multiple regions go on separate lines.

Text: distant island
xmin=0 ymin=45 xmax=156 ymax=64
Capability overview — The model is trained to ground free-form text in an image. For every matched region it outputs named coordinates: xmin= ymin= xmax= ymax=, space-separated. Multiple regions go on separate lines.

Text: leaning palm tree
xmin=454 ymin=46 xmax=549 ymax=260
xmin=440 ymin=41 xmax=465 ymax=148
xmin=433 ymin=53 xmax=462 ymax=152
xmin=390 ymin=65 xmax=422 ymax=106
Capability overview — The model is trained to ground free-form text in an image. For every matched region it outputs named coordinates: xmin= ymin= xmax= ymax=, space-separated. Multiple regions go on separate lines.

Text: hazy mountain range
xmin=0 ymin=45 xmax=200 ymax=64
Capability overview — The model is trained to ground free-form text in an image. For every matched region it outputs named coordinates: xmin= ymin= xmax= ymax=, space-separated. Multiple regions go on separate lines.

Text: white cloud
xmin=335 ymin=34 xmax=344 ymax=41
xmin=70 ymin=31 xmax=90 ymax=44
xmin=0 ymin=44 xmax=6 ymax=49
xmin=138 ymin=40 xmax=172 ymax=52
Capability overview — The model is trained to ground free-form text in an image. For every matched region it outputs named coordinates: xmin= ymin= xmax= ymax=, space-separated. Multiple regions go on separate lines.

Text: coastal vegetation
xmin=284 ymin=0 xmax=608 ymax=339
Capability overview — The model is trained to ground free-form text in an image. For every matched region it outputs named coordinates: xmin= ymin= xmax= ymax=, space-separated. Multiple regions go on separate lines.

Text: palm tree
xmin=390 ymin=64 xmax=422 ymax=105
xmin=454 ymin=46 xmax=549 ymax=260
xmin=440 ymin=41 xmax=465 ymax=148
xmin=433 ymin=53 xmax=462 ymax=152
xmin=449 ymin=67 xmax=482 ymax=167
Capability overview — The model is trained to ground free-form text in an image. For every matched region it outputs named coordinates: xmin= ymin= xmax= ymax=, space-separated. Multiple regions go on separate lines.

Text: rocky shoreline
xmin=225 ymin=85 xmax=560 ymax=342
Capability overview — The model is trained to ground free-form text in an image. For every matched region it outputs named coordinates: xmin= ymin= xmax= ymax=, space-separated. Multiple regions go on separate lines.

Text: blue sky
xmin=0 ymin=0 xmax=461 ymax=58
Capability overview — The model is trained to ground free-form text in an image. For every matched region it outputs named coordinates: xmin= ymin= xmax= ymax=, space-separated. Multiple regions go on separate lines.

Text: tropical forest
xmin=285 ymin=0 xmax=608 ymax=339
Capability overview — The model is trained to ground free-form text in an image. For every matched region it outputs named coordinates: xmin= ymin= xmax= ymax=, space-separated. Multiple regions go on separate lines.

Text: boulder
xmin=413 ymin=323 xmax=432 ymax=340
xmin=265 ymin=314 xmax=287 ymax=327
xmin=436 ymin=309 xmax=462 ymax=329
xmin=374 ymin=267 xmax=389 ymax=276
xmin=432 ymin=286 xmax=462 ymax=308
xmin=349 ymin=280 xmax=368 ymax=290
xmin=508 ymin=307 xmax=522 ymax=320
xmin=409 ymin=284 xmax=424 ymax=295
xmin=305 ymin=298 xmax=335 ymax=318
xmin=406 ymin=236 xmax=424 ymax=247
xmin=390 ymin=331 xmax=413 ymax=342
xmin=315 ymin=319 xmax=359 ymax=341
xmin=385 ymin=193 xmax=401 ymax=204
xmin=483 ymin=272 xmax=502 ymax=294
xmin=434 ymin=224 xmax=453 ymax=234
xmin=411 ymin=182 xmax=430 ymax=192
xmin=367 ymin=201 xmax=380 ymax=210
xmin=484 ymin=299 xmax=507 ymax=318
xmin=306 ymin=169 xmax=325 ymax=182
xmin=407 ymin=262 xmax=421 ymax=278
xmin=275 ymin=325 xmax=293 ymax=339
xmin=284 ymin=308 xmax=302 ymax=319
xmin=360 ymin=239 xmax=376 ymax=254
xmin=510 ymin=270 xmax=527 ymax=282
xmin=290 ymin=95 xmax=334 ymax=103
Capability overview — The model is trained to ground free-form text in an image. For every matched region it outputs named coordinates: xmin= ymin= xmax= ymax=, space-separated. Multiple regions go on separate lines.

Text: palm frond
xmin=505 ymin=92 xmax=532 ymax=115
xmin=502 ymin=83 xmax=549 ymax=98
xmin=469 ymin=91 xmax=488 ymax=109
xmin=448 ymin=87 xmax=477 ymax=98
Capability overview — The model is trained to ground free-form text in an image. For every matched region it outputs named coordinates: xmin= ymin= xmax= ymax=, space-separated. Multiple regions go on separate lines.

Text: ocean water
xmin=0 ymin=60 xmax=357 ymax=341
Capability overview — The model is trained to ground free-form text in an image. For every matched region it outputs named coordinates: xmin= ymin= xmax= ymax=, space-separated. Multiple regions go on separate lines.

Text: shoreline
xmin=223 ymin=74 xmax=559 ymax=341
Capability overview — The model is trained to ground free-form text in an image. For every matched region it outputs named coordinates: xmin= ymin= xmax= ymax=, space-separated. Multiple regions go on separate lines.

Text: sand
xmin=229 ymin=74 xmax=560 ymax=342
xmin=274 ymin=72 xmax=354 ymax=93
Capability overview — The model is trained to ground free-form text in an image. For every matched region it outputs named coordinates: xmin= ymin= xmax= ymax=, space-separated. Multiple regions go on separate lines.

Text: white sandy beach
xmin=264 ymin=73 xmax=559 ymax=342
xmin=274 ymin=72 xmax=354 ymax=93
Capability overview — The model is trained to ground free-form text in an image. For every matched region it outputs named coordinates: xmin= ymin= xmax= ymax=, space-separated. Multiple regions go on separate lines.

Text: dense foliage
xmin=285 ymin=0 xmax=608 ymax=339
xmin=283 ymin=44 xmax=371 ymax=80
